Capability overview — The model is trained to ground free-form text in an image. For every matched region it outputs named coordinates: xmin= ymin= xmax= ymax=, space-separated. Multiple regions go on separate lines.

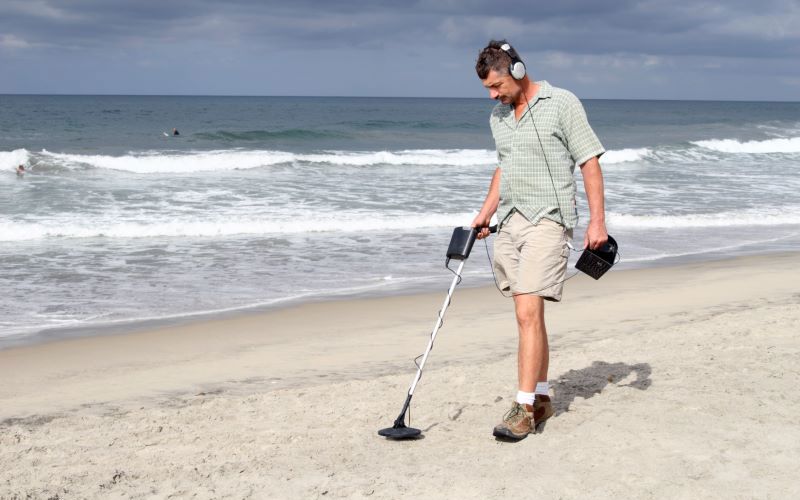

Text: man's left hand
xmin=584 ymin=220 xmax=608 ymax=250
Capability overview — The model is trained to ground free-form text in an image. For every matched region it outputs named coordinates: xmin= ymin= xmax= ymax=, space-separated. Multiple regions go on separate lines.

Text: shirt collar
xmin=522 ymin=80 xmax=553 ymax=110
xmin=498 ymin=80 xmax=553 ymax=127
xmin=532 ymin=80 xmax=553 ymax=102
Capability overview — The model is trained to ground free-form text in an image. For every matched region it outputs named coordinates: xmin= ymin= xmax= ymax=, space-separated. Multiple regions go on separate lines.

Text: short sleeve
xmin=560 ymin=92 xmax=605 ymax=166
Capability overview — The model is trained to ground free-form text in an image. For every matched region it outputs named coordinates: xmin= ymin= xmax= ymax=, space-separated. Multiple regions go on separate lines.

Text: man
xmin=471 ymin=40 xmax=608 ymax=440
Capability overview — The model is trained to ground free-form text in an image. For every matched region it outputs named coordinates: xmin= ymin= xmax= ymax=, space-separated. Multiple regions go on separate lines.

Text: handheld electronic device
xmin=446 ymin=226 xmax=478 ymax=261
xmin=575 ymin=235 xmax=618 ymax=279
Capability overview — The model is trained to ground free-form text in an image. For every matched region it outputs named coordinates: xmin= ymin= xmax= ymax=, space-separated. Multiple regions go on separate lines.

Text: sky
xmin=1 ymin=0 xmax=799 ymax=100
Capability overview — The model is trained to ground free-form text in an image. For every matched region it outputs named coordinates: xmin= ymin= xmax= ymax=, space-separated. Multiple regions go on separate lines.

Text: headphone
xmin=499 ymin=43 xmax=526 ymax=80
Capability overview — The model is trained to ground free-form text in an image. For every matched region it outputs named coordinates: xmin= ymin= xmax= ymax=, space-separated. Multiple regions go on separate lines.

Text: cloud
xmin=0 ymin=0 xmax=798 ymax=98
xmin=0 ymin=34 xmax=32 ymax=50
xmin=2 ymin=1 xmax=798 ymax=58
xmin=2 ymin=0 xmax=83 ymax=21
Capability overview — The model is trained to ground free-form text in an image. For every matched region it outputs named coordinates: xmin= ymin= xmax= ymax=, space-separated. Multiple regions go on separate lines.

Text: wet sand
xmin=2 ymin=253 xmax=799 ymax=498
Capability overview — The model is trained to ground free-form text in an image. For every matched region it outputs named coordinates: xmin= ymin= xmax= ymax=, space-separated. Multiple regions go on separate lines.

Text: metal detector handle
xmin=474 ymin=225 xmax=497 ymax=235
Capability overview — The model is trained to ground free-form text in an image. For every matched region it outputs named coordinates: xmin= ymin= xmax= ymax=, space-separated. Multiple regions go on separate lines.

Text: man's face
xmin=482 ymin=69 xmax=520 ymax=105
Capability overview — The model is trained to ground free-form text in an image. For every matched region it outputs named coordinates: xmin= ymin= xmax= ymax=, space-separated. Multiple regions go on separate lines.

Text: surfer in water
xmin=172 ymin=128 xmax=180 ymax=136
xmin=16 ymin=165 xmax=25 ymax=176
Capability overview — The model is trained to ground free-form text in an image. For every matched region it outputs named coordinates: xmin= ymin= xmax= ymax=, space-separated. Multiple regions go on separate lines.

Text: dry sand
xmin=1 ymin=253 xmax=799 ymax=499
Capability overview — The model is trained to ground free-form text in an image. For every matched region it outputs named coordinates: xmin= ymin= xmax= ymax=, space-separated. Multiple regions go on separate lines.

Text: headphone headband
xmin=500 ymin=43 xmax=526 ymax=80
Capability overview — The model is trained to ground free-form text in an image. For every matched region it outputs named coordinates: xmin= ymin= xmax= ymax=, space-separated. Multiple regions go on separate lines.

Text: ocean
xmin=2 ymin=95 xmax=799 ymax=347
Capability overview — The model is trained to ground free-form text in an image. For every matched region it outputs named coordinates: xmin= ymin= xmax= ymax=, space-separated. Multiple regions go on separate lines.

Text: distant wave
xmin=35 ymin=149 xmax=498 ymax=173
xmin=4 ymin=146 xmax=652 ymax=174
xmin=602 ymin=148 xmax=650 ymax=164
xmin=297 ymin=149 xmax=496 ymax=167
xmin=353 ymin=120 xmax=481 ymax=130
xmin=0 ymin=212 xmax=478 ymax=241
xmin=40 ymin=149 xmax=295 ymax=173
xmin=193 ymin=122 xmax=482 ymax=141
xmin=608 ymin=207 xmax=800 ymax=229
xmin=692 ymin=137 xmax=800 ymax=154
xmin=194 ymin=129 xmax=349 ymax=141
xmin=9 ymin=138 xmax=791 ymax=176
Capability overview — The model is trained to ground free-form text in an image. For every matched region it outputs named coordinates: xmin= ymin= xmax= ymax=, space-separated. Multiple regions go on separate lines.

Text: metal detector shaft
xmin=406 ymin=259 xmax=465 ymax=397
xmin=380 ymin=227 xmax=495 ymax=438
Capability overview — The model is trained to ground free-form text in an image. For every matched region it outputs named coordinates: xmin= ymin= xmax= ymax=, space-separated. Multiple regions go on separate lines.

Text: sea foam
xmin=601 ymin=148 xmax=650 ymax=164
xmin=41 ymin=150 xmax=295 ymax=173
xmin=0 ymin=148 xmax=30 ymax=170
xmin=608 ymin=207 xmax=800 ymax=229
xmin=0 ymin=212 xmax=479 ymax=241
xmin=692 ymin=137 xmax=800 ymax=154
xmin=38 ymin=149 xmax=498 ymax=173
xmin=30 ymin=146 xmax=659 ymax=174
xmin=7 ymin=144 xmax=717 ymax=175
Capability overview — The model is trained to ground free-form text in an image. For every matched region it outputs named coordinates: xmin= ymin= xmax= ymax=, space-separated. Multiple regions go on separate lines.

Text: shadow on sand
xmin=551 ymin=361 xmax=652 ymax=416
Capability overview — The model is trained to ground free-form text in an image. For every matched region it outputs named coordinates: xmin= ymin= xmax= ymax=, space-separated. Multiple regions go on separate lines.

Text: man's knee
xmin=514 ymin=295 xmax=545 ymax=329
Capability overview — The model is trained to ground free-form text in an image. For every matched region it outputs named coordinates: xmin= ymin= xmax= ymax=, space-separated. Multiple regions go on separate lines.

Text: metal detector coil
xmin=575 ymin=235 xmax=618 ymax=280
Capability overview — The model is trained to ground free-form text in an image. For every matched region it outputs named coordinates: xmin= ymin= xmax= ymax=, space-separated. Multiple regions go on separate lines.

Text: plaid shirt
xmin=490 ymin=80 xmax=604 ymax=229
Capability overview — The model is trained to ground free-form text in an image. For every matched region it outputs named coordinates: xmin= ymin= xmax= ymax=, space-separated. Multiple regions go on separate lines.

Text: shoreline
xmin=2 ymin=251 xmax=797 ymax=422
xmin=3 ymin=245 xmax=797 ymax=352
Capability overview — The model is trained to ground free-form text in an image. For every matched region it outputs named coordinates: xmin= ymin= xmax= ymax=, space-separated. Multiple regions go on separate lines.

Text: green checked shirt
xmin=490 ymin=80 xmax=604 ymax=230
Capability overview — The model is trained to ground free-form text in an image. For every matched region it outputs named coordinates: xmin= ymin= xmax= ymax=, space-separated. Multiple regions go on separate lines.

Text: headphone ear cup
xmin=510 ymin=61 xmax=526 ymax=80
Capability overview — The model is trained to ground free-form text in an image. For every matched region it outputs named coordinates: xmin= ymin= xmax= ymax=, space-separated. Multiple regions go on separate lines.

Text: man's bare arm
xmin=579 ymin=157 xmax=608 ymax=250
xmin=472 ymin=167 xmax=501 ymax=239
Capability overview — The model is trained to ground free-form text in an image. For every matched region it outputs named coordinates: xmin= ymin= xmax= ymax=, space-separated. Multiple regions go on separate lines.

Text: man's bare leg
xmin=493 ymin=293 xmax=550 ymax=439
xmin=513 ymin=294 xmax=548 ymax=392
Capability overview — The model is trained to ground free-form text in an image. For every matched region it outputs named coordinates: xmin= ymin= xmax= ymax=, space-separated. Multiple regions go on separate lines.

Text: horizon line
xmin=1 ymin=93 xmax=799 ymax=104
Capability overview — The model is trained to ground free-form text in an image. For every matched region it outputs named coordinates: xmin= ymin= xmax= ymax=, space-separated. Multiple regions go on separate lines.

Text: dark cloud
xmin=0 ymin=0 xmax=798 ymax=98
xmin=3 ymin=0 xmax=797 ymax=55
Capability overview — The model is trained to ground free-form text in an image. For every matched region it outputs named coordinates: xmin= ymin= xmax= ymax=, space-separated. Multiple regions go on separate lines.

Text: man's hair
xmin=475 ymin=40 xmax=512 ymax=79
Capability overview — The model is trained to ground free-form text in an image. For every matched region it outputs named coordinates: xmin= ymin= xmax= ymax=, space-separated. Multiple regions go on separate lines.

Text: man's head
xmin=476 ymin=40 xmax=528 ymax=105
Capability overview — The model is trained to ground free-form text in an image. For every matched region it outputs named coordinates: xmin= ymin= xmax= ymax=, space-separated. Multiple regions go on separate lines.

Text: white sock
xmin=515 ymin=390 xmax=535 ymax=406
xmin=535 ymin=381 xmax=549 ymax=396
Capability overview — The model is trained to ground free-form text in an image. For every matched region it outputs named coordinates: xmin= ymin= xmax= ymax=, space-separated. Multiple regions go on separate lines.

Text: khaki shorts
xmin=493 ymin=211 xmax=573 ymax=302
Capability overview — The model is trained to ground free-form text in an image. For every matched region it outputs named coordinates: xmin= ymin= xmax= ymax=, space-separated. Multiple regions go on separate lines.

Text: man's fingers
xmin=588 ymin=236 xmax=608 ymax=250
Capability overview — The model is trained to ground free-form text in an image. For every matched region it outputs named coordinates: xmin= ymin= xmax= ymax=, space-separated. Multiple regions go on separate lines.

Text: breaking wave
xmin=602 ymin=148 xmax=650 ymax=164
xmin=33 ymin=149 xmax=498 ymax=173
xmin=608 ymin=207 xmax=800 ymax=229
xmin=0 ymin=148 xmax=30 ymax=170
xmin=0 ymin=212 xmax=479 ymax=242
xmin=692 ymin=137 xmax=800 ymax=154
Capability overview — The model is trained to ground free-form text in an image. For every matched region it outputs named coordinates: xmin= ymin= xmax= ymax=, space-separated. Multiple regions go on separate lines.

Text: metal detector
xmin=378 ymin=225 xmax=495 ymax=440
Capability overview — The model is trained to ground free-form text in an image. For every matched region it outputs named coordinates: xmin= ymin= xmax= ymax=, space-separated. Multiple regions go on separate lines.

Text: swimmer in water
xmin=16 ymin=165 xmax=25 ymax=176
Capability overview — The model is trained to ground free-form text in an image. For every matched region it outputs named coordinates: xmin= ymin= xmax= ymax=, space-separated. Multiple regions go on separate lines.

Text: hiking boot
xmin=532 ymin=395 xmax=554 ymax=433
xmin=493 ymin=402 xmax=533 ymax=440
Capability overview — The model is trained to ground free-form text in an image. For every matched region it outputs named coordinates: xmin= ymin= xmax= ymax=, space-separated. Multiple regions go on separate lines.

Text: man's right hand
xmin=471 ymin=213 xmax=492 ymax=240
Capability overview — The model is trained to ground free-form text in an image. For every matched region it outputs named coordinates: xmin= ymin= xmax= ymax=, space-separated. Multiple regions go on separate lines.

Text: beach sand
xmin=2 ymin=253 xmax=799 ymax=499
